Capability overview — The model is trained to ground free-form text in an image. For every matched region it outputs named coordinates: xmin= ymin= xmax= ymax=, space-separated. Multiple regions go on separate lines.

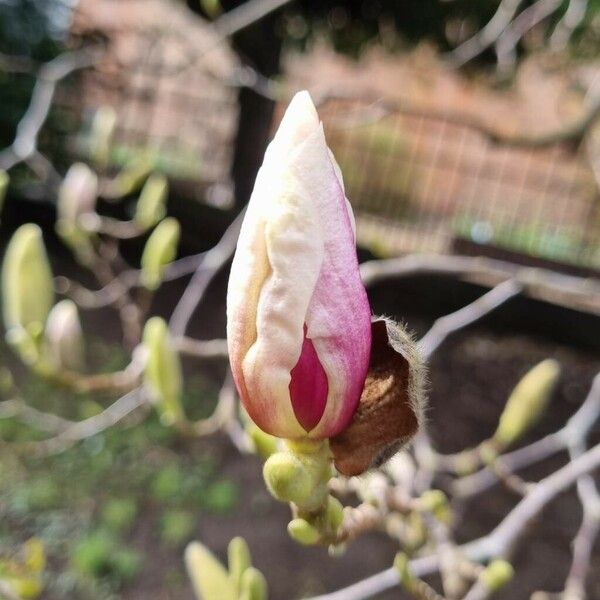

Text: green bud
xmin=247 ymin=423 xmax=278 ymax=459
xmin=480 ymin=560 xmax=514 ymax=592
xmin=0 ymin=169 xmax=8 ymax=214
xmin=135 ymin=174 xmax=168 ymax=229
xmin=106 ymin=155 xmax=154 ymax=198
xmin=143 ymin=317 xmax=184 ymax=425
xmin=43 ymin=299 xmax=85 ymax=371
xmin=263 ymin=452 xmax=313 ymax=505
xmin=287 ymin=518 xmax=320 ymax=545
xmin=228 ymin=536 xmax=251 ymax=593
xmin=494 ymin=359 xmax=560 ymax=447
xmin=184 ymin=542 xmax=236 ymax=600
xmin=394 ymin=553 xmax=415 ymax=588
xmin=239 ymin=566 xmax=268 ymax=600
xmin=140 ymin=217 xmax=180 ymax=291
xmin=2 ymin=224 xmax=54 ymax=354
xmin=89 ymin=106 xmax=117 ymax=169
xmin=326 ymin=496 xmax=344 ymax=532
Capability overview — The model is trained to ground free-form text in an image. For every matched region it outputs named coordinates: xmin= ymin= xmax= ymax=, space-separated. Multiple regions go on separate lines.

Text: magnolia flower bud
xmin=227 ymin=91 xmax=372 ymax=440
xmin=89 ymin=105 xmax=116 ymax=169
xmin=106 ymin=155 xmax=154 ymax=199
xmin=135 ymin=174 xmax=168 ymax=229
xmin=2 ymin=224 xmax=54 ymax=345
xmin=140 ymin=217 xmax=180 ymax=291
xmin=44 ymin=300 xmax=85 ymax=371
xmin=143 ymin=317 xmax=184 ymax=425
xmin=185 ymin=542 xmax=236 ymax=600
xmin=56 ymin=163 xmax=98 ymax=263
xmin=494 ymin=359 xmax=560 ymax=447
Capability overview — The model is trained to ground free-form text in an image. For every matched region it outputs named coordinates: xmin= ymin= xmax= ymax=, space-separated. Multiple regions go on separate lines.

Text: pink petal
xmin=289 ymin=325 xmax=329 ymax=431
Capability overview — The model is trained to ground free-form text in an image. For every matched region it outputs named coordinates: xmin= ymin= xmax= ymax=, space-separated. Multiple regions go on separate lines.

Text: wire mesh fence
xmin=314 ymin=96 xmax=599 ymax=273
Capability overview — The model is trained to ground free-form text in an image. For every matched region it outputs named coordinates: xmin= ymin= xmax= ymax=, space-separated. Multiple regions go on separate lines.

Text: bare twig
xmin=419 ymin=279 xmax=522 ymax=359
xmin=26 ymin=387 xmax=148 ymax=457
xmin=444 ymin=0 xmax=524 ymax=68
xmin=0 ymin=46 xmax=102 ymax=172
xmin=360 ymin=254 xmax=600 ymax=315
xmin=173 ymin=336 xmax=228 ymax=359
xmin=496 ymin=0 xmax=563 ymax=75
xmin=550 ymin=0 xmax=589 ymax=51
xmin=169 ymin=209 xmax=245 ymax=337
xmin=307 ymin=442 xmax=600 ymax=600
xmin=0 ymin=398 xmax=74 ymax=433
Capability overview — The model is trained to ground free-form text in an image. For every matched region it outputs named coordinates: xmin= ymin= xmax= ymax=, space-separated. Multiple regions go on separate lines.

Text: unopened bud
xmin=140 ymin=217 xmax=180 ymax=290
xmin=89 ymin=106 xmax=117 ymax=169
xmin=263 ymin=452 xmax=313 ymax=505
xmin=2 ymin=224 xmax=53 ymax=349
xmin=325 ymin=496 xmax=344 ymax=531
xmin=240 ymin=566 xmax=268 ymax=600
xmin=494 ymin=359 xmax=560 ymax=447
xmin=228 ymin=536 xmax=251 ymax=593
xmin=135 ymin=174 xmax=168 ymax=229
xmin=247 ymin=423 xmax=278 ymax=458
xmin=287 ymin=518 xmax=320 ymax=545
xmin=143 ymin=317 xmax=184 ymax=425
xmin=56 ymin=163 xmax=98 ymax=263
xmin=184 ymin=542 xmax=236 ymax=600
xmin=394 ymin=553 xmax=415 ymax=588
xmin=44 ymin=300 xmax=85 ymax=371
xmin=106 ymin=155 xmax=154 ymax=198
xmin=0 ymin=169 xmax=8 ymax=213
xmin=480 ymin=560 xmax=514 ymax=592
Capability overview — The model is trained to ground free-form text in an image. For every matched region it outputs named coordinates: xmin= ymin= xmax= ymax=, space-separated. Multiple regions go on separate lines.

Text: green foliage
xmin=160 ymin=509 xmax=197 ymax=547
xmin=202 ymin=480 xmax=239 ymax=514
xmin=71 ymin=530 xmax=142 ymax=585
xmin=101 ymin=498 xmax=138 ymax=534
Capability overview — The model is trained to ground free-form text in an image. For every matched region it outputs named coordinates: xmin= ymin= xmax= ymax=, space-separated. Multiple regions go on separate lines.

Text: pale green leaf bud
xmin=326 ymin=495 xmax=344 ymax=532
xmin=134 ymin=174 xmax=168 ymax=229
xmin=106 ymin=155 xmax=154 ymax=198
xmin=494 ymin=359 xmax=560 ymax=447
xmin=394 ymin=553 xmax=415 ymax=588
xmin=240 ymin=566 xmax=268 ymax=600
xmin=43 ymin=299 xmax=85 ymax=371
xmin=247 ymin=423 xmax=278 ymax=458
xmin=143 ymin=317 xmax=184 ymax=425
xmin=228 ymin=536 xmax=251 ymax=593
xmin=89 ymin=106 xmax=117 ymax=169
xmin=480 ymin=560 xmax=514 ymax=592
xmin=0 ymin=169 xmax=8 ymax=214
xmin=184 ymin=541 xmax=237 ymax=600
xmin=262 ymin=452 xmax=313 ymax=505
xmin=140 ymin=217 xmax=180 ymax=291
xmin=2 ymin=224 xmax=54 ymax=341
xmin=287 ymin=518 xmax=320 ymax=545
xmin=56 ymin=163 xmax=98 ymax=263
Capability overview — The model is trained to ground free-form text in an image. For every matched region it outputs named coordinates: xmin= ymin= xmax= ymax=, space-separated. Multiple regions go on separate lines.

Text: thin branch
xmin=419 ymin=279 xmax=522 ymax=359
xmin=26 ymin=387 xmax=148 ymax=457
xmin=169 ymin=209 xmax=245 ymax=338
xmin=173 ymin=336 xmax=228 ymax=359
xmin=0 ymin=46 xmax=102 ymax=171
xmin=360 ymin=254 xmax=600 ymax=315
xmin=444 ymin=0 xmax=524 ymax=68
xmin=550 ymin=0 xmax=589 ymax=51
xmin=495 ymin=0 xmax=563 ymax=75
xmin=0 ymin=398 xmax=74 ymax=433
xmin=307 ymin=442 xmax=600 ymax=600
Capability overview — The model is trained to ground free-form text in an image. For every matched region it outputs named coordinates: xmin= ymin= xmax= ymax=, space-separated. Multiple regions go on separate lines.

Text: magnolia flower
xmin=44 ymin=299 xmax=85 ymax=371
xmin=227 ymin=91 xmax=372 ymax=440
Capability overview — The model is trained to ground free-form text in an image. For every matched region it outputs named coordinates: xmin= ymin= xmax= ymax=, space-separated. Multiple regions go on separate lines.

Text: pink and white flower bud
xmin=227 ymin=91 xmax=372 ymax=440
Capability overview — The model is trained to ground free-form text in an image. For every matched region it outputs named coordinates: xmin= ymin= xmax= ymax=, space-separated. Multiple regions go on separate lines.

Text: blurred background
xmin=0 ymin=1 xmax=599 ymax=599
